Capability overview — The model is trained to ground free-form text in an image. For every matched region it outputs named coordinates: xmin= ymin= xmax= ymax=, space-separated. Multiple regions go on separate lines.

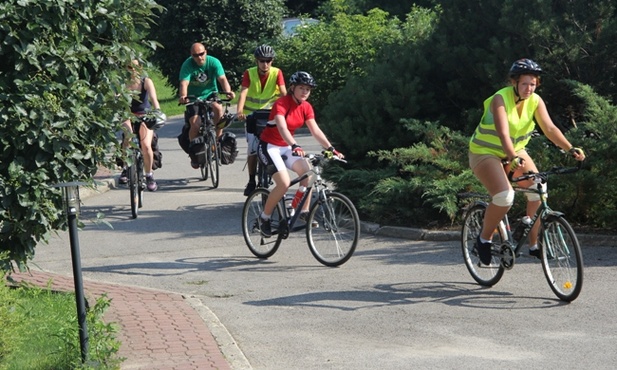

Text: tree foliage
xmin=0 ymin=0 xmax=161 ymax=268
xmin=303 ymin=0 xmax=617 ymax=228
xmin=273 ymin=2 xmax=438 ymax=116
xmin=150 ymin=0 xmax=286 ymax=91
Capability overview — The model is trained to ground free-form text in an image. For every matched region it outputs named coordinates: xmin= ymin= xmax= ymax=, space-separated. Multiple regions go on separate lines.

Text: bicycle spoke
xmin=540 ymin=217 xmax=583 ymax=302
xmin=461 ymin=204 xmax=504 ymax=286
xmin=307 ymin=192 xmax=359 ymax=267
xmin=242 ymin=189 xmax=283 ymax=258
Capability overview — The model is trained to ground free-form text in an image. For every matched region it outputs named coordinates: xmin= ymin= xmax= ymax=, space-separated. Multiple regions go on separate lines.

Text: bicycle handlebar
xmin=303 ymin=152 xmax=348 ymax=166
xmin=509 ymin=161 xmax=582 ymax=184
xmin=179 ymin=93 xmax=232 ymax=106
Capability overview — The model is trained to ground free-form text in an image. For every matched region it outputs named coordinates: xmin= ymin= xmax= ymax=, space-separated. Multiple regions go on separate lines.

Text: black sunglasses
xmin=258 ymin=59 xmax=273 ymax=63
xmin=192 ymin=51 xmax=206 ymax=57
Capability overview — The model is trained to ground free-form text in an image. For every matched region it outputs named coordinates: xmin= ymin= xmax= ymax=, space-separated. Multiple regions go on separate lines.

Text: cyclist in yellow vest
xmin=469 ymin=59 xmax=585 ymax=265
xmin=236 ymin=45 xmax=287 ymax=196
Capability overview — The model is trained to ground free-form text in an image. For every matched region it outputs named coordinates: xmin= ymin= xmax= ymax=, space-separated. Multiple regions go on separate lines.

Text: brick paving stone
xmin=7 ymin=270 xmax=232 ymax=370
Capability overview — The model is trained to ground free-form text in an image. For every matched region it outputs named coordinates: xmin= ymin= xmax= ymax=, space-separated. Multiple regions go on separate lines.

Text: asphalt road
xmin=33 ymin=115 xmax=617 ymax=369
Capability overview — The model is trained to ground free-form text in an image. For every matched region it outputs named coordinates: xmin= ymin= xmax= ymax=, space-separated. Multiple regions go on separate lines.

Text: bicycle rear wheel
xmin=306 ymin=191 xmax=360 ymax=267
xmin=128 ymin=155 xmax=139 ymax=219
xmin=539 ymin=216 xmax=584 ymax=302
xmin=461 ymin=204 xmax=505 ymax=286
xmin=242 ymin=188 xmax=284 ymax=258
xmin=208 ymin=132 xmax=220 ymax=188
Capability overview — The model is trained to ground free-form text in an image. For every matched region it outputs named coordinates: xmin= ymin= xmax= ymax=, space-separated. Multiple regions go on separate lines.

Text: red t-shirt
xmin=259 ymin=94 xmax=315 ymax=146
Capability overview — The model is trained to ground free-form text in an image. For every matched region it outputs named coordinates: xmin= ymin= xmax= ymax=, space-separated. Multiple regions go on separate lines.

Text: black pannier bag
xmin=220 ymin=132 xmax=239 ymax=165
xmin=246 ymin=109 xmax=271 ymax=137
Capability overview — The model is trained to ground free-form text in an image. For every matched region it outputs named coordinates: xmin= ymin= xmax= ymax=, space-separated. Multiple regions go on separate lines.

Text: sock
xmin=260 ymin=212 xmax=270 ymax=221
xmin=146 ymin=172 xmax=153 ymax=177
xmin=480 ymin=237 xmax=492 ymax=244
xmin=529 ymin=244 xmax=538 ymax=251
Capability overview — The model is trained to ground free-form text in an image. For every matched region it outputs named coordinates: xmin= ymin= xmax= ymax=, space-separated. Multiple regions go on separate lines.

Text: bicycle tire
xmin=461 ymin=204 xmax=505 ymax=286
xmin=137 ymin=153 xmax=144 ymax=208
xmin=128 ymin=154 xmax=139 ymax=219
xmin=242 ymin=188 xmax=285 ymax=258
xmin=539 ymin=216 xmax=584 ymax=302
xmin=199 ymin=134 xmax=208 ymax=181
xmin=306 ymin=191 xmax=360 ymax=267
xmin=200 ymin=161 xmax=208 ymax=181
xmin=256 ymin=161 xmax=271 ymax=189
xmin=208 ymin=131 xmax=220 ymax=188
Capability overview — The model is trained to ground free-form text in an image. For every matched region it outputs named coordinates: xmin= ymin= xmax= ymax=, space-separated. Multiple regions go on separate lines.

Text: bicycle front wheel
xmin=242 ymin=188 xmax=284 ymax=258
xmin=256 ymin=161 xmax=271 ymax=189
xmin=306 ymin=191 xmax=360 ymax=267
xmin=208 ymin=132 xmax=220 ymax=188
xmin=539 ymin=216 xmax=584 ymax=302
xmin=128 ymin=159 xmax=139 ymax=219
xmin=137 ymin=154 xmax=144 ymax=208
xmin=461 ymin=204 xmax=505 ymax=286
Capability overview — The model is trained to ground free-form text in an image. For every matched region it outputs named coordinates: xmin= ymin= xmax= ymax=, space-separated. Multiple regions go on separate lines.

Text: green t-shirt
xmin=179 ymin=55 xmax=225 ymax=99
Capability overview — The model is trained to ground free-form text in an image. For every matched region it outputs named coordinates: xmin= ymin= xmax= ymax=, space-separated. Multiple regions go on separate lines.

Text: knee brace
xmin=492 ymin=190 xmax=515 ymax=207
xmin=526 ymin=183 xmax=547 ymax=202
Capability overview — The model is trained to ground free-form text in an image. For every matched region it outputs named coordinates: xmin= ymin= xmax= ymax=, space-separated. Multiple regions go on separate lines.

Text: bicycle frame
xmin=184 ymin=96 xmax=227 ymax=186
xmin=497 ymin=165 xmax=580 ymax=266
xmin=242 ymin=153 xmax=359 ymax=267
xmin=277 ymin=155 xmax=324 ymax=235
xmin=460 ymin=163 xmax=584 ymax=301
xmin=127 ymin=117 xmax=145 ymax=218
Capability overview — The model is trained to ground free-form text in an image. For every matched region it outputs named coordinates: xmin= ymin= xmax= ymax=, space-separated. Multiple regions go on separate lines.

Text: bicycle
xmin=183 ymin=95 xmax=233 ymax=188
xmin=459 ymin=162 xmax=584 ymax=302
xmin=241 ymin=153 xmax=360 ymax=267
xmin=126 ymin=112 xmax=165 ymax=219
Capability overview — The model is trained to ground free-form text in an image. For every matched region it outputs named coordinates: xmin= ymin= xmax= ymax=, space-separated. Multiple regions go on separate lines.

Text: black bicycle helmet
xmin=289 ymin=71 xmax=317 ymax=88
xmin=509 ymin=58 xmax=543 ymax=78
xmin=254 ymin=44 xmax=275 ymax=59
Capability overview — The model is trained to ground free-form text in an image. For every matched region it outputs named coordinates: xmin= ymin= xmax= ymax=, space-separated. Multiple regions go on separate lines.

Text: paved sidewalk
xmin=9 ymin=270 xmax=235 ymax=370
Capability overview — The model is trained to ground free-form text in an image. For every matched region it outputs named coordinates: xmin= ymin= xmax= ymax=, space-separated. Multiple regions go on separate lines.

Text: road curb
xmin=85 ymin=170 xmax=616 ymax=247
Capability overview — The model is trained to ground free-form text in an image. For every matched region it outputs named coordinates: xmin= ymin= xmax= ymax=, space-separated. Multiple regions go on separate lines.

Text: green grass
xmin=0 ymin=279 xmax=123 ymax=369
xmin=146 ymin=67 xmax=185 ymax=117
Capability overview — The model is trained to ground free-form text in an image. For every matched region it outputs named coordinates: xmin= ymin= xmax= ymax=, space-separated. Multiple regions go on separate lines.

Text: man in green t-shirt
xmin=178 ymin=43 xmax=235 ymax=168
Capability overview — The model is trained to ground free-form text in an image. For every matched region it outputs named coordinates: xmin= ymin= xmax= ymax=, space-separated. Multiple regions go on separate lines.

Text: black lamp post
xmin=54 ymin=181 xmax=89 ymax=363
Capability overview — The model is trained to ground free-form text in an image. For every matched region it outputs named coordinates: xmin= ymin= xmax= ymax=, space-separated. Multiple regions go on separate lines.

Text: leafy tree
xmin=286 ymin=0 xmax=326 ymax=17
xmin=317 ymin=0 xmax=429 ymax=18
xmin=150 ymin=0 xmax=286 ymax=91
xmin=274 ymin=2 xmax=437 ymax=115
xmin=0 ymin=0 xmax=161 ymax=269
xmin=321 ymin=0 xmax=617 ymax=228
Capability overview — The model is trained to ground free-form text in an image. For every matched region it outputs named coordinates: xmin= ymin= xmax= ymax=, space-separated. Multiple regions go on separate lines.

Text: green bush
xmin=150 ymin=0 xmax=286 ymax=90
xmin=274 ymin=3 xmax=438 ymax=114
xmin=317 ymin=0 xmax=617 ymax=229
xmin=0 ymin=0 xmax=162 ymax=268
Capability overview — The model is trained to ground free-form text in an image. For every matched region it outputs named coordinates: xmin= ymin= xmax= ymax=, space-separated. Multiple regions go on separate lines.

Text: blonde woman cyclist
xmin=469 ymin=58 xmax=585 ymax=265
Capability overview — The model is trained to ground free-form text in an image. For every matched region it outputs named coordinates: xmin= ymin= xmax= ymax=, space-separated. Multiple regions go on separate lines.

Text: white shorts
xmin=257 ymin=142 xmax=304 ymax=173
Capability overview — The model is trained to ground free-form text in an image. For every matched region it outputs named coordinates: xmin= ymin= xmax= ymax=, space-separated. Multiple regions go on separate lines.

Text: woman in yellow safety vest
xmin=468 ymin=58 xmax=586 ymax=265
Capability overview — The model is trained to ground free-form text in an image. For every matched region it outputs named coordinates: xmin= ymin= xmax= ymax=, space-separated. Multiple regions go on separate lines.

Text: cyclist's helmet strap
xmin=289 ymin=71 xmax=317 ymax=88
xmin=254 ymin=44 xmax=275 ymax=59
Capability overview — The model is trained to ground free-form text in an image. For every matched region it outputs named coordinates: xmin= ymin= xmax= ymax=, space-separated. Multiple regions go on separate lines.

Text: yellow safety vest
xmin=243 ymin=67 xmax=281 ymax=114
xmin=469 ymin=86 xmax=540 ymax=157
